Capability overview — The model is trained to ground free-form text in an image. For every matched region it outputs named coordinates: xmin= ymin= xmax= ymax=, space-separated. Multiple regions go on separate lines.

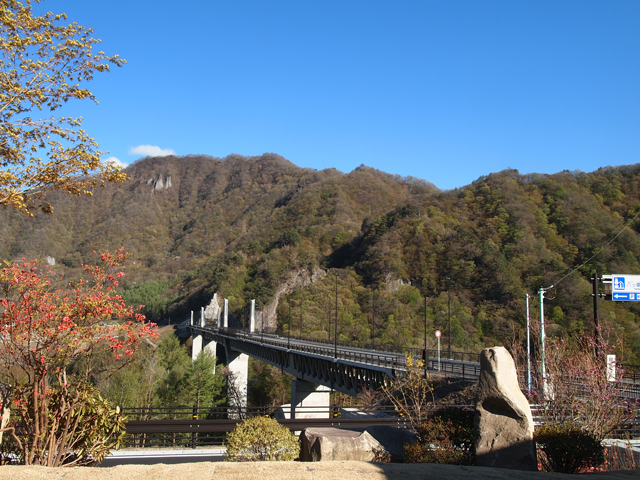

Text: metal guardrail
xmin=121 ymin=405 xmax=409 ymax=448
xmin=122 ymin=404 xmax=640 ymax=448
xmin=530 ymin=405 xmax=640 ymax=439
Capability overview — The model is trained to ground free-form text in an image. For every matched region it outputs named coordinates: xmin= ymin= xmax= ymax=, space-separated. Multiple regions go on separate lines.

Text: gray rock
xmin=299 ymin=426 xmax=415 ymax=462
xmin=474 ymin=346 xmax=537 ymax=471
xmin=365 ymin=425 xmax=416 ymax=462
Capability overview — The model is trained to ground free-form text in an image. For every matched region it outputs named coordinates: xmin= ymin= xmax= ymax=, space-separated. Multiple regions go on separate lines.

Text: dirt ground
xmin=1 ymin=461 xmax=639 ymax=480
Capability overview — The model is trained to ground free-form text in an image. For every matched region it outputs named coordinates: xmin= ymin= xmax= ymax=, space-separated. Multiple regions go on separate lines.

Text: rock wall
xmin=203 ymin=293 xmax=222 ymax=326
xmin=261 ymin=267 xmax=327 ymax=331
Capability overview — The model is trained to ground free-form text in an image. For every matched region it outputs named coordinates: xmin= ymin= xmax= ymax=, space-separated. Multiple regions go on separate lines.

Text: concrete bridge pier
xmin=192 ymin=309 xmax=218 ymax=363
xmin=227 ymin=352 xmax=249 ymax=417
xmin=191 ymin=310 xmax=204 ymax=362
xmin=291 ymin=380 xmax=331 ymax=419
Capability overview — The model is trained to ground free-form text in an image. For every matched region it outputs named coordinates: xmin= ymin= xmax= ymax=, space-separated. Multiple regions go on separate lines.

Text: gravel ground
xmin=1 ymin=462 xmax=639 ymax=480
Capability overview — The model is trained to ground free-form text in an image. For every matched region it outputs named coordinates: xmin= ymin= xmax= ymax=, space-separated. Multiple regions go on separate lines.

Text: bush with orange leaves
xmin=0 ymin=249 xmax=157 ymax=466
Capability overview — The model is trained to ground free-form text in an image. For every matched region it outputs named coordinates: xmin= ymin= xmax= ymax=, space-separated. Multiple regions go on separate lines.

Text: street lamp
xmin=299 ymin=291 xmax=303 ymax=339
xmin=424 ymin=295 xmax=428 ymax=377
xmin=370 ymin=287 xmax=376 ymax=349
xmin=288 ymin=294 xmax=291 ymax=350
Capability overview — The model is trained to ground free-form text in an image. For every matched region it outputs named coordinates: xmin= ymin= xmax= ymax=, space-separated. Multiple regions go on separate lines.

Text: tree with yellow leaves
xmin=0 ymin=0 xmax=126 ymax=215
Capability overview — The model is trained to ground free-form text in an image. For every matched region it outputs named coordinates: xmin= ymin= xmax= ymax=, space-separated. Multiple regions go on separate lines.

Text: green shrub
xmin=2 ymin=382 xmax=127 ymax=466
xmin=534 ymin=424 xmax=605 ymax=473
xmin=225 ymin=416 xmax=299 ymax=461
xmin=404 ymin=407 xmax=475 ymax=465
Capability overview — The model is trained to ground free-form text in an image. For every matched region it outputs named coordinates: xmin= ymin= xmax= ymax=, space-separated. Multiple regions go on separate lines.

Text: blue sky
xmin=43 ymin=1 xmax=640 ymax=190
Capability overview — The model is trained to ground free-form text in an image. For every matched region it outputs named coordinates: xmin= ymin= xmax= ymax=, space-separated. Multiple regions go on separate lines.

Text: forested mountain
xmin=3 ymin=154 xmax=640 ymax=364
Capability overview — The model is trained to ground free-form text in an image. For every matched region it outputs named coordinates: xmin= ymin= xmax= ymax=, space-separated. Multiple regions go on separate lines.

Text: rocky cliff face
xmin=261 ymin=267 xmax=328 ymax=330
xmin=205 ymin=267 xmax=328 ymax=331
xmin=147 ymin=174 xmax=172 ymax=190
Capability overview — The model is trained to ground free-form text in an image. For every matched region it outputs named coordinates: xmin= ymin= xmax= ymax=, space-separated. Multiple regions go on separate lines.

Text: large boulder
xmin=474 ymin=346 xmax=537 ymax=471
xmin=364 ymin=425 xmax=417 ymax=462
xmin=299 ymin=426 xmax=415 ymax=462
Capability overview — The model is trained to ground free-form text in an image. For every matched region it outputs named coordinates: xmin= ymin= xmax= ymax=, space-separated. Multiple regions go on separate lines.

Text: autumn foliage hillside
xmin=2 ymin=154 xmax=640 ymax=363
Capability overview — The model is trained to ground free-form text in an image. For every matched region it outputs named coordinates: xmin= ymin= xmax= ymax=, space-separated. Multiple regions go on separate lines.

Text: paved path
xmin=1 ymin=461 xmax=639 ymax=480
xmin=98 ymin=448 xmax=226 ymax=467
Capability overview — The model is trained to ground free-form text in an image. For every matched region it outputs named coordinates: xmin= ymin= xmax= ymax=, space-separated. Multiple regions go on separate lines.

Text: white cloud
xmin=128 ymin=145 xmax=176 ymax=157
xmin=104 ymin=156 xmax=128 ymax=168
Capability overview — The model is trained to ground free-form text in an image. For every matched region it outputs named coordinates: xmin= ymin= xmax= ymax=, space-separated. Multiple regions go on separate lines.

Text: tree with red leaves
xmin=0 ymin=249 xmax=157 ymax=466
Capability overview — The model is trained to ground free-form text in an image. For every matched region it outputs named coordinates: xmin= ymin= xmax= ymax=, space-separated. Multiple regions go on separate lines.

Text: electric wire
xmin=545 ymin=208 xmax=640 ymax=290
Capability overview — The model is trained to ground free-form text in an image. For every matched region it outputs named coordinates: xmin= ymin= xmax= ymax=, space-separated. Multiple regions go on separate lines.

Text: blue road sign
xmin=610 ymin=274 xmax=640 ymax=301
xmin=612 ymin=293 xmax=640 ymax=301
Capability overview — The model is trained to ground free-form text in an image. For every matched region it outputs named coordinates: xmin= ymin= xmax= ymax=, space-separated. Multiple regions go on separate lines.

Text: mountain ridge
xmin=2 ymin=154 xmax=640 ymax=362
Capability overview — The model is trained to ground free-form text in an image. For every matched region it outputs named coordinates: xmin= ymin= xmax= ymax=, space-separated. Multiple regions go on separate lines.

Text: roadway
xmin=99 ymin=448 xmax=226 ymax=466
xmin=225 ymin=328 xmax=482 ymax=379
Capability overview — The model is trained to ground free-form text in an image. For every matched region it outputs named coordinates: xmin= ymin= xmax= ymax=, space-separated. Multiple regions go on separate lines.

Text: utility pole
xmin=526 ymin=293 xmax=531 ymax=393
xmin=334 ymin=272 xmax=339 ymax=359
xmin=447 ymin=277 xmax=451 ymax=359
xmin=592 ymin=271 xmax=602 ymax=356
xmin=424 ymin=295 xmax=428 ymax=378
xmin=538 ymin=287 xmax=547 ymax=396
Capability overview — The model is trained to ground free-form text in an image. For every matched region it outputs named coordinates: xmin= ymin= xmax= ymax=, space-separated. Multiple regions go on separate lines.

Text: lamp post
xmin=424 ymin=295 xmax=428 ymax=377
xmin=288 ymin=294 xmax=291 ymax=350
xmin=299 ymin=291 xmax=303 ymax=339
xmin=371 ymin=288 xmax=375 ymax=348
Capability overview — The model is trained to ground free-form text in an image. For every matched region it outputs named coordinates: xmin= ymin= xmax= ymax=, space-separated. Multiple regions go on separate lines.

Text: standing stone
xmin=474 ymin=346 xmax=537 ymax=471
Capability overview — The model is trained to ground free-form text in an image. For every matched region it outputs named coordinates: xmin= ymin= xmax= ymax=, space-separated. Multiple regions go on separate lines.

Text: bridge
xmin=186 ymin=298 xmax=640 ymax=419
xmin=186 ymin=299 xmax=480 ymax=418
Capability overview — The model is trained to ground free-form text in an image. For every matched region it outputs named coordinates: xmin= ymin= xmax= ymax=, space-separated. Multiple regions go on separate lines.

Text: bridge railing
xmin=211 ymin=327 xmax=404 ymax=370
xmin=193 ymin=325 xmax=640 ymax=387
xmin=249 ymin=329 xmax=481 ymax=364
xmin=198 ymin=326 xmax=482 ymax=378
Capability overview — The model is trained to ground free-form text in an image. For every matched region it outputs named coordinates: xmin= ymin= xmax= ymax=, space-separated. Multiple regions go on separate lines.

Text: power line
xmin=546 ymin=208 xmax=640 ymax=290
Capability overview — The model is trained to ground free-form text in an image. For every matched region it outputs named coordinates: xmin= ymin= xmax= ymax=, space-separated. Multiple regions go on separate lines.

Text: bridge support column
xmin=223 ymin=299 xmax=229 ymax=328
xmin=192 ymin=335 xmax=203 ymax=361
xmin=191 ymin=309 xmax=209 ymax=361
xmin=291 ymin=380 xmax=331 ymax=419
xmin=227 ymin=352 xmax=248 ymax=418
xmin=203 ymin=340 xmax=217 ymax=375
